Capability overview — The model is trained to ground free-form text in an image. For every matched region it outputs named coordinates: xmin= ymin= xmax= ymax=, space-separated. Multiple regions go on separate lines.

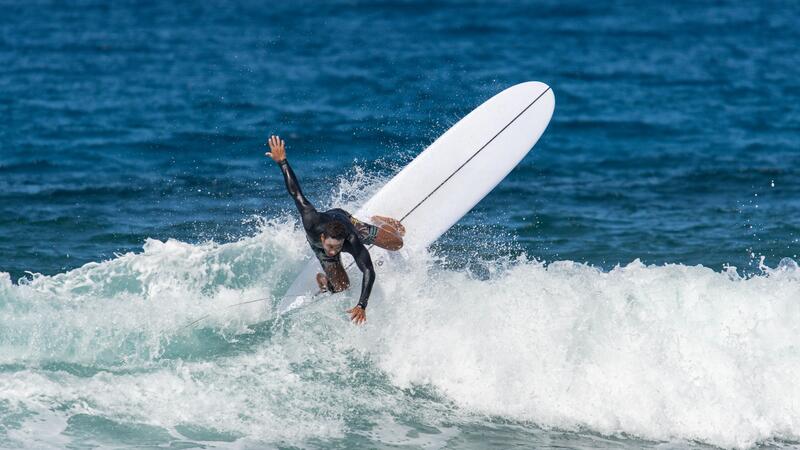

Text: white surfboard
xmin=277 ymin=81 xmax=555 ymax=314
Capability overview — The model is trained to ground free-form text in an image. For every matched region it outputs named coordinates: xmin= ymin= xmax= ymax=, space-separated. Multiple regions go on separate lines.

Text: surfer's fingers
xmin=347 ymin=309 xmax=360 ymax=322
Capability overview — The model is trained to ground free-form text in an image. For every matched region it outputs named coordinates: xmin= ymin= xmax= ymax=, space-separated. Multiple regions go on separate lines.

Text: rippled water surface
xmin=2 ymin=1 xmax=800 ymax=448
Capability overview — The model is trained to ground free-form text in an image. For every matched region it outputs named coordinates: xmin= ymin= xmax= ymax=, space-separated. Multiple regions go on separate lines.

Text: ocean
xmin=2 ymin=0 xmax=800 ymax=448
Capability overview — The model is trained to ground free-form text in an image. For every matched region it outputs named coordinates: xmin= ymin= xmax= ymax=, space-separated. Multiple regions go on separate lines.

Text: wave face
xmin=2 ymin=220 xmax=799 ymax=449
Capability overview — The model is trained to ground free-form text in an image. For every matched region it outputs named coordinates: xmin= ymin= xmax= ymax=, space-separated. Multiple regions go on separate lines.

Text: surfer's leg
xmin=316 ymin=262 xmax=349 ymax=292
xmin=312 ymin=245 xmax=350 ymax=293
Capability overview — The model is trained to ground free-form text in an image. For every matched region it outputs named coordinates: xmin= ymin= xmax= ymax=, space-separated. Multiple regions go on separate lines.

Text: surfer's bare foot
xmin=316 ymin=273 xmax=329 ymax=292
xmin=371 ymin=215 xmax=405 ymax=236
xmin=370 ymin=216 xmax=404 ymax=251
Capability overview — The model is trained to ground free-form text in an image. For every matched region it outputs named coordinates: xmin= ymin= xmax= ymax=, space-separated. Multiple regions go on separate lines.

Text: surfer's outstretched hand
xmin=347 ymin=305 xmax=366 ymax=325
xmin=266 ymin=135 xmax=286 ymax=163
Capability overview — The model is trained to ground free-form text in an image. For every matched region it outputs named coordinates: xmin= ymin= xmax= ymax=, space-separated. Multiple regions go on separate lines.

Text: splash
xmin=0 ymin=218 xmax=306 ymax=366
xmin=2 ymin=212 xmax=800 ymax=447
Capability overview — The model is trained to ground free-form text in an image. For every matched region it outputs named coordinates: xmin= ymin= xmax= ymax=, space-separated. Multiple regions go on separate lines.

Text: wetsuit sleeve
xmin=347 ymin=236 xmax=375 ymax=309
xmin=277 ymin=159 xmax=318 ymax=227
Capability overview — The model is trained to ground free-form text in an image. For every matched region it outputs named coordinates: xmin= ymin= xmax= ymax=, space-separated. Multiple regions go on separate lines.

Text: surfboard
xmin=277 ymin=81 xmax=555 ymax=314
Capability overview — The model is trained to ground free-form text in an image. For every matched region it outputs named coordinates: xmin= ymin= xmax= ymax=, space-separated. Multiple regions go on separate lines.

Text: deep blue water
xmin=2 ymin=1 xmax=800 ymax=449
xmin=3 ymin=0 xmax=798 ymax=280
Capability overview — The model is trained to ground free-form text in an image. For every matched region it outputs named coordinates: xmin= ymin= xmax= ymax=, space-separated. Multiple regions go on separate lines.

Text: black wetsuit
xmin=277 ymin=159 xmax=376 ymax=309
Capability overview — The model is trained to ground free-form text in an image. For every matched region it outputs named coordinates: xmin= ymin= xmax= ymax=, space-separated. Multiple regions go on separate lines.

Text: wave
xmin=2 ymin=215 xmax=800 ymax=448
xmin=369 ymin=255 xmax=800 ymax=448
xmin=0 ymin=217 xmax=307 ymax=366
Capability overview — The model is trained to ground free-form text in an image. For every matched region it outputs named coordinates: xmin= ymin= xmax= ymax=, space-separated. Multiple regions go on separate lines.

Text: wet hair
xmin=322 ymin=221 xmax=347 ymax=240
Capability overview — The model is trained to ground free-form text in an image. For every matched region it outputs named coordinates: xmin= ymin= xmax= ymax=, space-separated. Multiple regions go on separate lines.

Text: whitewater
xmin=2 ymin=207 xmax=799 ymax=448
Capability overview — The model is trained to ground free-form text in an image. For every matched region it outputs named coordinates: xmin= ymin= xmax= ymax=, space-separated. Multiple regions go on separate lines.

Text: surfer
xmin=266 ymin=135 xmax=405 ymax=324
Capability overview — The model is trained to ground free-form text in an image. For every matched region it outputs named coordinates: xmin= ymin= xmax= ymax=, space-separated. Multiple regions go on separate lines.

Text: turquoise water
xmin=2 ymin=1 xmax=800 ymax=448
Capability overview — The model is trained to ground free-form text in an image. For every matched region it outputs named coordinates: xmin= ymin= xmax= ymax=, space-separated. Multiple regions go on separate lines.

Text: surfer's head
xmin=320 ymin=222 xmax=347 ymax=257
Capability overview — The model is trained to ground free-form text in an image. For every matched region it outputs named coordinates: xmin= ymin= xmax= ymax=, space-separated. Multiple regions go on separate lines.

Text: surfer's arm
xmin=267 ymin=135 xmax=317 ymax=220
xmin=348 ymin=237 xmax=375 ymax=312
xmin=277 ymin=159 xmax=316 ymax=215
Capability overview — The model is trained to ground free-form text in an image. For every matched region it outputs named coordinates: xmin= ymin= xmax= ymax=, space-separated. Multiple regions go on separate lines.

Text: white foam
xmin=2 ymin=176 xmax=800 ymax=447
xmin=0 ymin=217 xmax=306 ymax=366
xmin=364 ymin=256 xmax=800 ymax=448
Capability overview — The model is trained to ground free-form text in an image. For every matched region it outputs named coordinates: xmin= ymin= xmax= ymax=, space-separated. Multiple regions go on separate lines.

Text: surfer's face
xmin=321 ymin=235 xmax=344 ymax=257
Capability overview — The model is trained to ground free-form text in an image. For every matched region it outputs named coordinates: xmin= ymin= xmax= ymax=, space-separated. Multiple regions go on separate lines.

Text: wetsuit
xmin=277 ymin=159 xmax=378 ymax=309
